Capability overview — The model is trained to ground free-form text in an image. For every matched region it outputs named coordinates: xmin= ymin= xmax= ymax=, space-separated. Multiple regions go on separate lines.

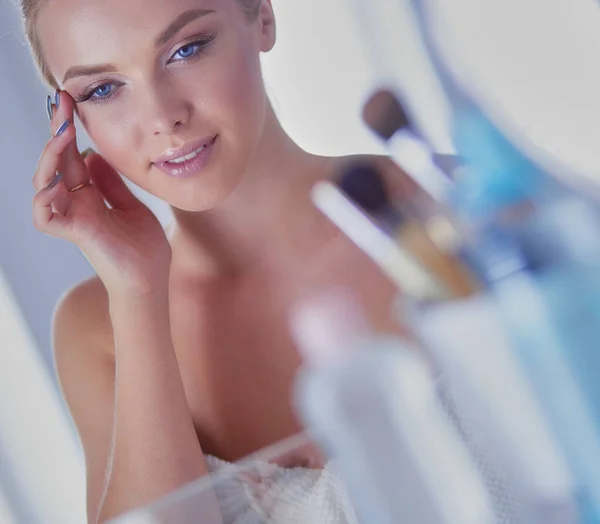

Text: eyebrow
xmin=155 ymin=8 xmax=215 ymax=48
xmin=62 ymin=8 xmax=215 ymax=84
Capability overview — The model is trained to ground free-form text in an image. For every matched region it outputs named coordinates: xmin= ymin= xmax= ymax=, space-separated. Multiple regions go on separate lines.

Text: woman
xmin=24 ymin=0 xmax=408 ymax=521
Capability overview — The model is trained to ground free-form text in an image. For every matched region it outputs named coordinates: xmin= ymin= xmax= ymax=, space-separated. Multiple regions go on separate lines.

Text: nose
xmin=139 ymin=80 xmax=192 ymax=136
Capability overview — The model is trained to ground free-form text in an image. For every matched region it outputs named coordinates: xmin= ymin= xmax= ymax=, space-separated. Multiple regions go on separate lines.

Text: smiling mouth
xmin=152 ymin=135 xmax=218 ymax=178
xmin=165 ymin=145 xmax=206 ymax=164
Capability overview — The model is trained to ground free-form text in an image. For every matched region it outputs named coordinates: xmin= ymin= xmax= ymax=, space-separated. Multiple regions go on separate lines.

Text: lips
xmin=153 ymin=135 xmax=218 ymax=178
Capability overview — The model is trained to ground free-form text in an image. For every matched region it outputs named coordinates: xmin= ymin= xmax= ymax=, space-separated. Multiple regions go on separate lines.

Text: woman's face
xmin=37 ymin=0 xmax=275 ymax=211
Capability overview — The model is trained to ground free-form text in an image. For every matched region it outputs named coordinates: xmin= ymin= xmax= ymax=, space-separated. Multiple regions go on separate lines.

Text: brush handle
xmin=311 ymin=181 xmax=451 ymax=301
xmin=399 ymin=220 xmax=477 ymax=298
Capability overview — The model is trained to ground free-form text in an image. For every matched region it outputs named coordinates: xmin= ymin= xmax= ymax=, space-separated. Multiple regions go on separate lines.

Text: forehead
xmin=37 ymin=0 xmax=231 ymax=84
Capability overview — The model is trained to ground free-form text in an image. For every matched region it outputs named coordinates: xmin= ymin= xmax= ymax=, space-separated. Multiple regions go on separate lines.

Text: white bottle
xmin=410 ymin=295 xmax=579 ymax=524
xmin=290 ymin=293 xmax=495 ymax=524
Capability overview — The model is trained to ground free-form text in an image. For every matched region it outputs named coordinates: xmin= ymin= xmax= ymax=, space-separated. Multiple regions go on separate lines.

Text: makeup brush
xmin=337 ymin=162 xmax=478 ymax=298
xmin=362 ymin=88 xmax=453 ymax=204
xmin=312 ymin=178 xmax=449 ymax=303
xmin=337 ymin=162 xmax=403 ymax=232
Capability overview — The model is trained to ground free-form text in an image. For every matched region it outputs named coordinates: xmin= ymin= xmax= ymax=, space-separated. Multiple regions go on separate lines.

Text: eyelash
xmin=75 ymin=34 xmax=216 ymax=106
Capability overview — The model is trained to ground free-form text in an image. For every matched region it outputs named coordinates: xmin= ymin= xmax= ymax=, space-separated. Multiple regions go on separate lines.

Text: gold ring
xmin=69 ymin=181 xmax=93 ymax=193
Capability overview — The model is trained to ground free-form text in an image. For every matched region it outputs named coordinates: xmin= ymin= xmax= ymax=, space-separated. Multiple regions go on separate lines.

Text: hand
xmin=33 ymin=91 xmax=172 ymax=299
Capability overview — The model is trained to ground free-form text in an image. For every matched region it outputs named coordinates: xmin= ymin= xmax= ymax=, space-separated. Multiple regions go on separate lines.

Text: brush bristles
xmin=362 ymin=89 xmax=411 ymax=141
xmin=337 ymin=163 xmax=390 ymax=215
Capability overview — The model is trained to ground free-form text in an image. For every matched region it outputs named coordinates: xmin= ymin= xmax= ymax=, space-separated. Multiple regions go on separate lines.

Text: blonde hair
xmin=19 ymin=0 xmax=262 ymax=89
xmin=19 ymin=0 xmax=56 ymax=88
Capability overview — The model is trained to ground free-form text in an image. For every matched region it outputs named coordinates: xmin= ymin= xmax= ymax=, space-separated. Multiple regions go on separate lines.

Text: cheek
xmin=193 ymin=44 xmax=266 ymax=137
xmin=83 ymin=116 xmax=139 ymax=175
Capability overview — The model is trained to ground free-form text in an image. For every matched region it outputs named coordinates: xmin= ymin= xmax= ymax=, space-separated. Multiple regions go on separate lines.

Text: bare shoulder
xmin=52 ymin=274 xmax=115 ymax=411
xmin=52 ymin=276 xmax=117 ymax=521
xmin=53 ymin=275 xmax=114 ymax=356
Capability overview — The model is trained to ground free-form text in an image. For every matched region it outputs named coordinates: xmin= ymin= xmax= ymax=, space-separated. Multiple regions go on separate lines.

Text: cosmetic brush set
xmin=290 ymin=1 xmax=600 ymax=524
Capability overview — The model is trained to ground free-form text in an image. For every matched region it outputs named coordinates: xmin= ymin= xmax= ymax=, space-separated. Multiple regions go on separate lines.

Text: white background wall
xmin=1 ymin=0 xmax=600 ymax=522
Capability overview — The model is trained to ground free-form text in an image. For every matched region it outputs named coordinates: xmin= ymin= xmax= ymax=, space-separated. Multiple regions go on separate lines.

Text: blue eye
xmin=74 ymin=82 xmax=120 ymax=105
xmin=168 ymin=35 xmax=216 ymax=64
xmin=173 ymin=43 xmax=200 ymax=60
xmin=92 ymin=84 xmax=114 ymax=98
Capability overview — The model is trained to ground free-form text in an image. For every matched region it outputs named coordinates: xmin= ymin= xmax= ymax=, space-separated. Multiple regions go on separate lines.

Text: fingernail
xmin=46 ymin=96 xmax=53 ymax=120
xmin=46 ymin=172 xmax=63 ymax=190
xmin=55 ymin=119 xmax=70 ymax=137
xmin=55 ymin=90 xmax=61 ymax=109
xmin=81 ymin=148 xmax=96 ymax=160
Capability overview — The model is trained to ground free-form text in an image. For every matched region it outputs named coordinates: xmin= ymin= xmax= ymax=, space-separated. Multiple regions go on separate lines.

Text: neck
xmin=169 ymin=102 xmax=331 ymax=277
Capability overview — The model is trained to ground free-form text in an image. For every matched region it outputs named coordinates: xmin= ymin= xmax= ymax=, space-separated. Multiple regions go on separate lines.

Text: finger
xmin=85 ymin=153 xmax=141 ymax=211
xmin=32 ymin=123 xmax=77 ymax=192
xmin=32 ymin=175 xmax=72 ymax=239
xmin=53 ymin=90 xmax=89 ymax=189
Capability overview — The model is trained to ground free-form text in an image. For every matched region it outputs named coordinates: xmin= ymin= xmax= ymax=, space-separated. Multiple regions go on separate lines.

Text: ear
xmin=258 ymin=0 xmax=276 ymax=52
